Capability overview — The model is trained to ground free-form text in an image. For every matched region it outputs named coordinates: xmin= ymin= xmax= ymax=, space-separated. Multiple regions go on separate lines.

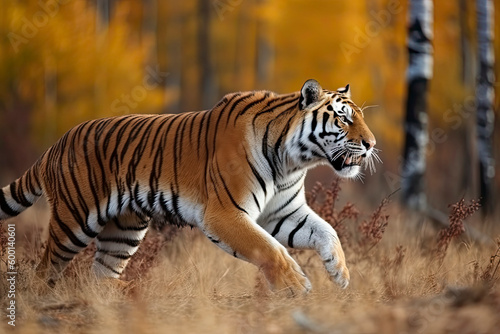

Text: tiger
xmin=0 ymin=79 xmax=377 ymax=294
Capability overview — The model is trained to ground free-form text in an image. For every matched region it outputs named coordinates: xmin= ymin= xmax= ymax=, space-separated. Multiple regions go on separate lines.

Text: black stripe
xmin=171 ymin=184 xmax=187 ymax=224
xmin=210 ymin=94 xmax=242 ymax=154
xmin=334 ymin=132 xmax=348 ymax=143
xmin=119 ymin=117 xmax=150 ymax=161
xmin=128 ymin=117 xmax=157 ymax=190
xmin=196 ymin=111 xmax=209 ymax=159
xmin=53 ymin=213 xmax=88 ymax=248
xmin=95 ymin=257 xmax=122 ymax=275
xmin=252 ymin=192 xmax=261 ymax=212
xmin=51 ymin=249 xmax=73 ymax=262
xmin=217 ymin=164 xmax=248 ymax=215
xmin=322 ymin=112 xmax=330 ymax=133
xmin=97 ymin=248 xmax=131 ymax=260
xmin=10 ymin=181 xmax=31 ymax=207
xmin=113 ymin=217 xmax=149 ymax=231
xmin=203 ymin=110 xmax=214 ymax=196
xmin=208 ymin=236 xmax=220 ymax=244
xmin=269 ymin=185 xmax=303 ymax=217
xmin=251 ymin=95 xmax=298 ymax=127
xmin=149 ymin=114 xmax=183 ymax=206
xmin=103 ymin=116 xmax=129 ymax=155
xmin=134 ymin=183 xmax=153 ymax=216
xmin=97 ymin=236 xmax=141 ymax=247
xmin=49 ymin=228 xmax=79 ymax=254
xmin=0 ymin=189 xmax=20 ymax=216
xmin=223 ymin=93 xmax=245 ymax=125
xmin=159 ymin=192 xmax=170 ymax=216
xmin=274 ymin=114 xmax=296 ymax=158
xmin=173 ymin=115 xmax=190 ymax=196
xmin=324 ymin=257 xmax=334 ymax=263
xmin=271 ymin=205 xmax=302 ymax=237
xmin=109 ymin=117 xmax=137 ymax=172
xmin=208 ymin=169 xmax=224 ymax=206
xmin=276 ymin=173 xmax=304 ymax=192
xmin=148 ymin=116 xmax=171 ymax=157
xmin=308 ymin=133 xmax=329 ymax=157
xmin=244 ymin=150 xmax=267 ymax=196
xmin=93 ymin=119 xmax=115 ymax=194
xmin=288 ymin=215 xmax=308 ymax=248
xmin=188 ymin=112 xmax=198 ymax=144
xmin=262 ymin=122 xmax=278 ymax=182
xmin=108 ymin=253 xmax=131 ymax=260
xmin=233 ymin=92 xmax=269 ymax=125
xmin=311 ymin=109 xmax=318 ymax=132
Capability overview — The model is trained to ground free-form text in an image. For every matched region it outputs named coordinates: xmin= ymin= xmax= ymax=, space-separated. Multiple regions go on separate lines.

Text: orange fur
xmin=0 ymin=80 xmax=376 ymax=294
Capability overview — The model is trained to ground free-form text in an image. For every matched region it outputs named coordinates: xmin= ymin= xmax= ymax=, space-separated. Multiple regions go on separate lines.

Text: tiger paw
xmin=272 ymin=268 xmax=312 ymax=296
xmin=263 ymin=248 xmax=312 ymax=296
xmin=330 ymin=263 xmax=350 ymax=289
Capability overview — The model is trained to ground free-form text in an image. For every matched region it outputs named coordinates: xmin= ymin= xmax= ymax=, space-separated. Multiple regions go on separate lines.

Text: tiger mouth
xmin=330 ymin=153 xmax=363 ymax=171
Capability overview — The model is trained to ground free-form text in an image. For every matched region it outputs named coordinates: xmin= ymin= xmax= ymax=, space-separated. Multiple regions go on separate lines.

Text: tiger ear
xmin=300 ymin=79 xmax=322 ymax=110
xmin=337 ymin=84 xmax=351 ymax=98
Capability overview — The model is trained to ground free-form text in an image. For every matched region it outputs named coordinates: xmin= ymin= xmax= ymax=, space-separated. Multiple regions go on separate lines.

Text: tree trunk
xmin=95 ymin=0 xmax=112 ymax=31
xmin=458 ymin=0 xmax=474 ymax=195
xmin=165 ymin=1 xmax=183 ymax=114
xmin=95 ymin=0 xmax=111 ymax=115
xmin=475 ymin=0 xmax=495 ymax=216
xmin=143 ymin=0 xmax=158 ymax=65
xmin=401 ymin=0 xmax=433 ymax=210
xmin=255 ymin=0 xmax=274 ymax=89
xmin=198 ymin=0 xmax=217 ymax=109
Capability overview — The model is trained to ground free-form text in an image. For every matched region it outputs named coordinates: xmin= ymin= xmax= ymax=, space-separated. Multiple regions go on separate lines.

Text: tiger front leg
xmin=203 ymin=205 xmax=311 ymax=295
xmin=264 ymin=206 xmax=350 ymax=289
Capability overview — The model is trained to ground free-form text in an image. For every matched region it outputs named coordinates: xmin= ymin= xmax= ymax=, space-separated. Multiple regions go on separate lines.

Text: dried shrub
xmin=0 ymin=222 xmax=7 ymax=258
xmin=306 ymin=179 xmax=359 ymax=247
xmin=435 ymin=198 xmax=481 ymax=262
xmin=381 ymin=245 xmax=407 ymax=298
xmin=473 ymin=237 xmax=500 ymax=283
xmin=388 ymin=245 xmax=406 ymax=269
xmin=122 ymin=229 xmax=170 ymax=281
xmin=358 ymin=197 xmax=390 ymax=251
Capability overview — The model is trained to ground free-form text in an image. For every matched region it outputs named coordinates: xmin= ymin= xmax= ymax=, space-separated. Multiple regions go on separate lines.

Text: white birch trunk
xmin=476 ymin=0 xmax=495 ymax=215
xmin=401 ymin=0 xmax=433 ymax=210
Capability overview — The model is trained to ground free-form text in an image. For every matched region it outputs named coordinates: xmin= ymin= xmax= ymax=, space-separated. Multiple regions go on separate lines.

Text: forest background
xmin=0 ymin=0 xmax=499 ymax=216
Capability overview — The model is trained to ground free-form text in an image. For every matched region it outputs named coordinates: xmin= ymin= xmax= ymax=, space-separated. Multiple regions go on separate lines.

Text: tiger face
xmin=296 ymin=79 xmax=378 ymax=179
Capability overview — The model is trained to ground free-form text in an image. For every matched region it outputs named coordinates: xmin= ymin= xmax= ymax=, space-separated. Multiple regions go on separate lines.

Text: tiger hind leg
xmin=37 ymin=214 xmax=103 ymax=287
xmin=92 ymin=214 xmax=149 ymax=280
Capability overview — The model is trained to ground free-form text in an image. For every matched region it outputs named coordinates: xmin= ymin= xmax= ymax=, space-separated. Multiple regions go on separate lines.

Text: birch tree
xmin=401 ymin=0 xmax=433 ymax=210
xmin=198 ymin=0 xmax=218 ymax=109
xmin=476 ymin=0 xmax=495 ymax=216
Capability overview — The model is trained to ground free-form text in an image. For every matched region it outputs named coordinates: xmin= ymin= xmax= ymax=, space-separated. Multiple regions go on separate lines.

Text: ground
xmin=1 ymin=184 xmax=499 ymax=334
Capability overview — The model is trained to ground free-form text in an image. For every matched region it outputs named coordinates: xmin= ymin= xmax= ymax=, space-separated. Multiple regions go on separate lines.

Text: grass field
xmin=1 ymin=182 xmax=499 ymax=334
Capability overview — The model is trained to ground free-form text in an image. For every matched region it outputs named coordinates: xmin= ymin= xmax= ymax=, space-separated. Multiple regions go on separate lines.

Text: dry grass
xmin=1 ymin=182 xmax=500 ymax=334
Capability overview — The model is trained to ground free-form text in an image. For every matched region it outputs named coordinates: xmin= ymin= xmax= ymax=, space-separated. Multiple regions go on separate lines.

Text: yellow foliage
xmin=0 ymin=0 xmax=166 ymax=149
xmin=0 ymin=0 xmax=495 ymax=158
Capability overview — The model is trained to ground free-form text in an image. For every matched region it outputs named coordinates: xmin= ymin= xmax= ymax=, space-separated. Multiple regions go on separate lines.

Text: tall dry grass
xmin=1 ymin=180 xmax=500 ymax=333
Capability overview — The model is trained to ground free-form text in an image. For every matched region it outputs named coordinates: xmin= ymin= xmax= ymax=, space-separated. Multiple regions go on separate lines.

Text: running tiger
xmin=0 ymin=79 xmax=377 ymax=294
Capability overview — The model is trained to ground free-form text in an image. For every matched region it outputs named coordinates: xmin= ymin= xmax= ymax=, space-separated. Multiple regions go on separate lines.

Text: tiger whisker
xmin=360 ymin=104 xmax=379 ymax=113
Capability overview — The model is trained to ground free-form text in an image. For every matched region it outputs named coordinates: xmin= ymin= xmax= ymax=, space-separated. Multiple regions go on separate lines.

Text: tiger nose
xmin=361 ymin=138 xmax=376 ymax=150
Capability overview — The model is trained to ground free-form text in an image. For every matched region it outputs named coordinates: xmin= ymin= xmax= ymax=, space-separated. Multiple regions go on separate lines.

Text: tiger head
xmin=293 ymin=79 xmax=378 ymax=179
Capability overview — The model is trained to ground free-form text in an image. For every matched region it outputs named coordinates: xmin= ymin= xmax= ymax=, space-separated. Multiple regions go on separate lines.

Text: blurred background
xmin=0 ymin=0 xmax=499 ymax=220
